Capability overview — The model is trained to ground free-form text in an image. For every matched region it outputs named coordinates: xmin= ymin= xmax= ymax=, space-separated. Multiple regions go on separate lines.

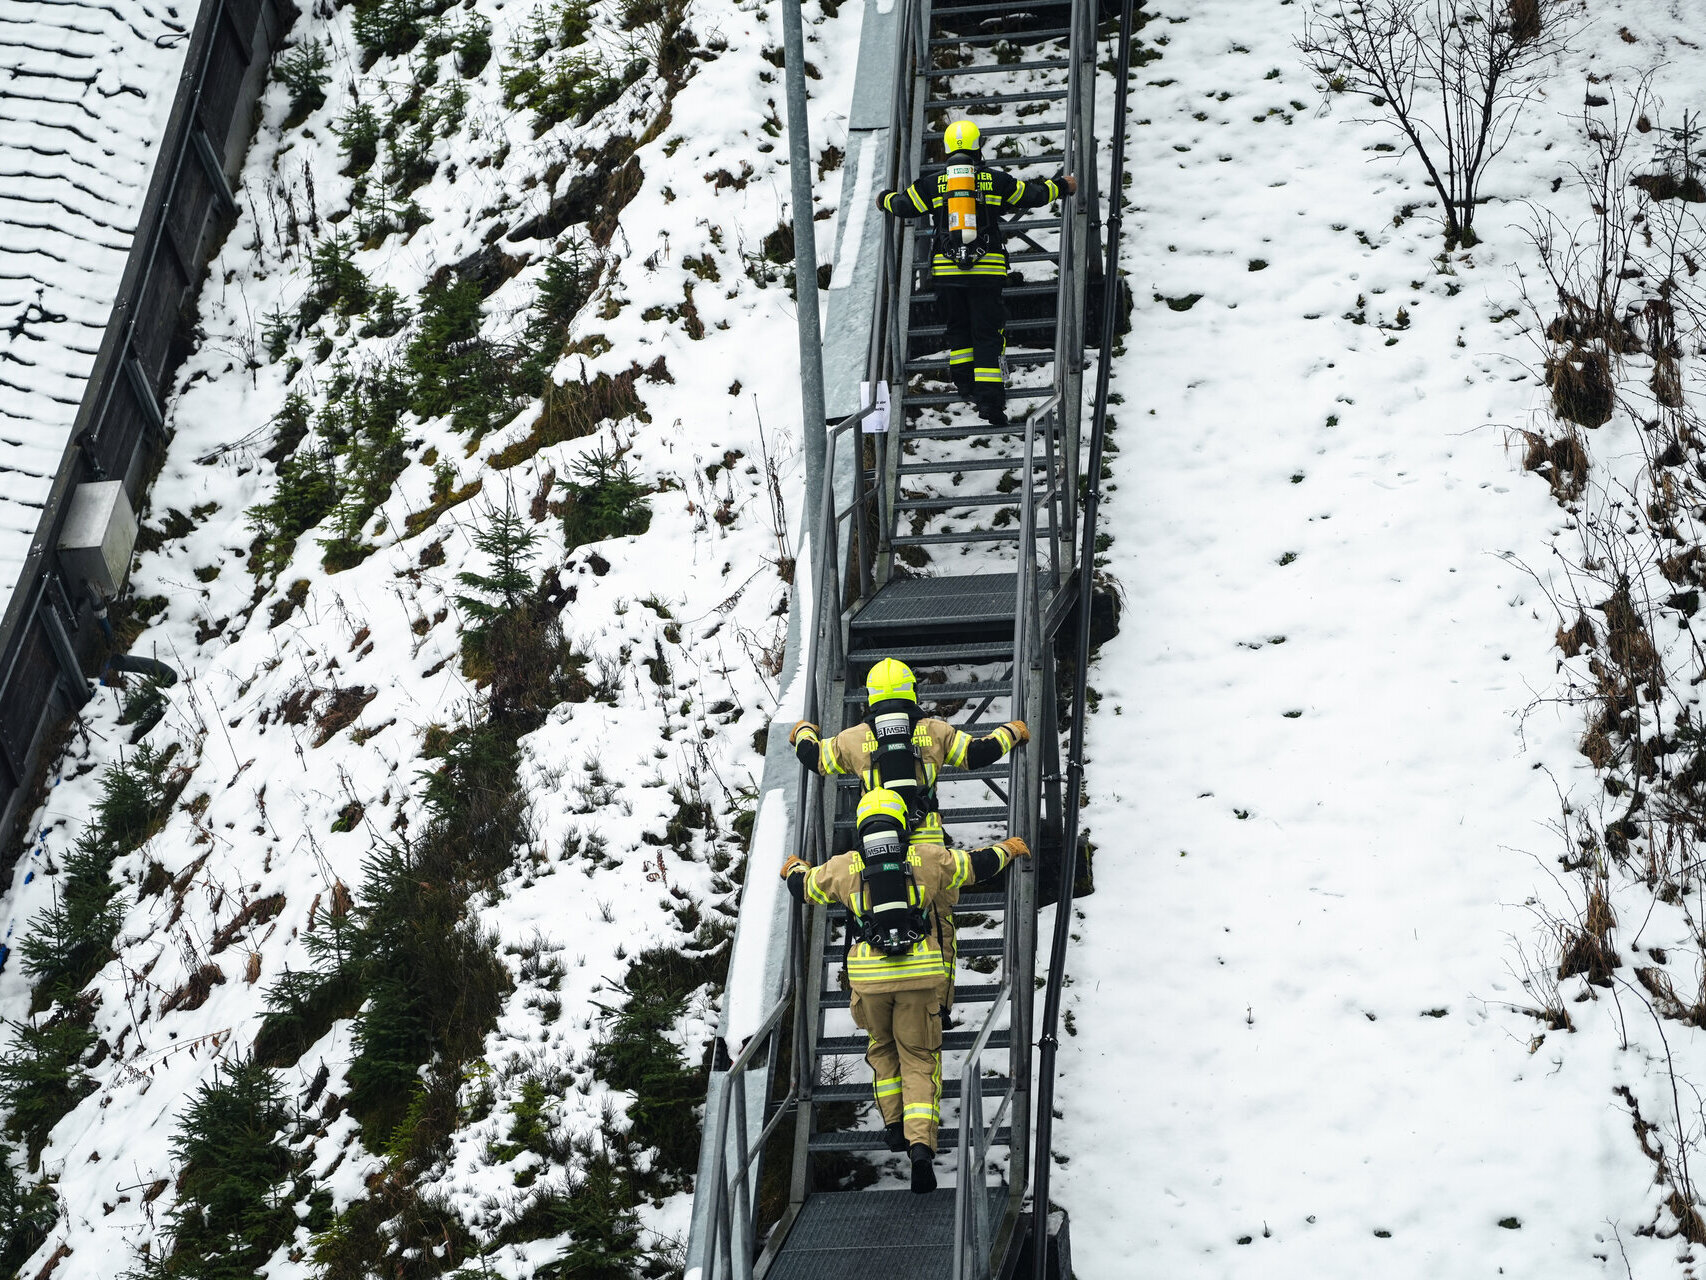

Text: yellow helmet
xmin=944 ymin=119 xmax=981 ymax=153
xmin=865 ymin=657 xmax=917 ymax=704
xmin=856 ymin=787 xmax=909 ymax=831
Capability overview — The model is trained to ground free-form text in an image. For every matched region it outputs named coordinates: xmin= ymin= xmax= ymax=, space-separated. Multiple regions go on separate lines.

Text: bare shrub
xmin=1297 ymin=0 xmax=1571 ymax=247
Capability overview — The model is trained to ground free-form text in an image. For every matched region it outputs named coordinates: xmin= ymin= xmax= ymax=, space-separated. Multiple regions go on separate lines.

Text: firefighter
xmin=781 ymin=787 xmax=1030 ymax=1192
xmin=789 ymin=656 xmax=1028 ymax=848
xmin=874 ymin=119 xmax=1077 ymax=425
xmin=791 ymin=657 xmax=1028 ymax=1020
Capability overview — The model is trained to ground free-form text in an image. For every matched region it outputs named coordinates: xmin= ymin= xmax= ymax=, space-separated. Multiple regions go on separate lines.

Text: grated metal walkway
xmin=766 ymin=1189 xmax=1009 ymax=1280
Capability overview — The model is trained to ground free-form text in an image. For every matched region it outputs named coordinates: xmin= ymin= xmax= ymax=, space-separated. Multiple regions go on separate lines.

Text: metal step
xmin=832 ymin=764 xmax=1012 ymax=787
xmin=845 ymin=639 xmax=1016 ymax=664
xmin=913 ymin=282 xmax=1059 ymax=306
xmin=932 ymin=0 xmax=1073 ymax=15
xmin=895 ymin=493 xmax=1022 ymax=512
xmin=930 ymin=89 xmax=1069 ymax=108
xmin=820 ymin=983 xmax=1002 ymax=1010
xmin=909 ymin=316 xmax=1058 ymax=339
xmin=850 ymin=573 xmax=1020 ymax=635
xmin=845 ymin=678 xmax=1011 ymax=703
xmin=899 ymin=424 xmax=1023 ymax=443
xmin=930 ymin=28 xmax=1070 ymax=45
xmin=891 ymin=528 xmax=1052 ymax=547
xmin=902 ymin=386 xmax=1055 ymax=409
xmin=906 ymin=351 xmax=1054 ymax=374
xmin=954 ymin=120 xmax=1069 ymax=138
xmin=818 ymin=1026 xmax=1011 ymax=1056
xmin=1008 ymin=249 xmax=1063 ymax=265
xmin=813 ymin=1074 xmax=1009 ymax=1104
xmin=808 ymin=1125 xmax=1011 ymax=1154
xmin=924 ymin=58 xmax=1069 ymax=77
xmin=896 ymin=456 xmax=1044 ymax=476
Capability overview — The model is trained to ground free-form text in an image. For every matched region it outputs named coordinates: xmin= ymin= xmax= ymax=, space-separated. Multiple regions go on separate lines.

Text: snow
xmin=829 ymin=137 xmax=877 ymax=292
xmin=1055 ymin=1 xmax=1706 ymax=1276
xmin=0 ymin=0 xmax=200 ymax=616
xmin=1 ymin=0 xmax=865 ymax=1273
xmin=10 ymin=0 xmax=1706 ymax=1273
xmin=722 ymin=784 xmax=790 ymax=1049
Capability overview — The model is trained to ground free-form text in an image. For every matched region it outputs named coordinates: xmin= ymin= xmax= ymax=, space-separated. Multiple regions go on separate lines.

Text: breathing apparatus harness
xmin=853 ymin=803 xmax=933 ymax=957
xmin=865 ymin=698 xmax=937 ymax=832
xmin=938 ymin=151 xmax=994 ymax=270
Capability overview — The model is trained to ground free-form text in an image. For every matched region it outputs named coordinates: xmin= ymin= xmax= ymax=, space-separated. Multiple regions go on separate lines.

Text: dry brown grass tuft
xmin=1520 ymin=427 xmax=1590 ymax=501
xmin=1546 ymin=342 xmax=1615 ymax=427
xmin=1559 ymin=884 xmax=1620 ymax=986
xmin=1556 ymin=611 xmax=1596 ymax=657
xmin=1508 ymin=0 xmax=1541 ymax=42
xmin=488 ymin=367 xmax=645 ymax=470
xmin=314 ymin=686 xmax=378 ymax=746
xmin=160 ymin=962 xmax=228 ymax=1015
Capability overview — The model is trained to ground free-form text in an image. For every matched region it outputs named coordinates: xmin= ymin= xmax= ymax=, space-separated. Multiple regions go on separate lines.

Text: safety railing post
xmin=731 ymin=1081 xmax=753 ymax=1280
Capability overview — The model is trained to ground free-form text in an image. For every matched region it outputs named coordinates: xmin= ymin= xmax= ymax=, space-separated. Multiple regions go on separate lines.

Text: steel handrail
xmin=695 ymin=396 xmax=880 ymax=1279
xmin=1029 ymin=3 xmax=1135 ymax=1276
xmin=703 ymin=974 xmax=797 ymax=1280
xmin=953 ymin=974 xmax=1015 ymax=1277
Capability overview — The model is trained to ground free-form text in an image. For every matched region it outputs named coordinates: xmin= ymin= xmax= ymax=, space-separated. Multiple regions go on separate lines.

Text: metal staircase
xmin=687 ymin=3 xmax=1129 ymax=1276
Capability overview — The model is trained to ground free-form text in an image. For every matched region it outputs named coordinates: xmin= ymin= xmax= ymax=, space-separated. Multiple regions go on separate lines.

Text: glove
xmin=790 ymin=720 xmax=819 ymax=746
xmin=1060 ymin=174 xmax=1078 ymax=196
xmin=780 ymin=855 xmax=811 ymax=881
xmin=1001 ymin=720 xmax=1031 ymax=746
xmin=874 ymin=188 xmax=896 ymax=211
xmin=997 ymin=836 xmax=1031 ymax=861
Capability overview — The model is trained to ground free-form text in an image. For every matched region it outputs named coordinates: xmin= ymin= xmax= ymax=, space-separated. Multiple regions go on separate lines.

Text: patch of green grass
xmin=501 ymin=52 xmax=624 ymax=131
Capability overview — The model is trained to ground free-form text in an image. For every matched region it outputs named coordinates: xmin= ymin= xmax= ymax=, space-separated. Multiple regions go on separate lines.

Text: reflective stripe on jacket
xmin=797 ymin=842 xmax=999 ymax=994
xmin=879 ymin=162 xmax=1063 ymax=282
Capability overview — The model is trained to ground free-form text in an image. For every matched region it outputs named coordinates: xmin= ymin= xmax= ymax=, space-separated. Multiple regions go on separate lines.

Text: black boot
xmin=974 ymin=397 xmax=1008 ymax=427
xmin=884 ymin=1121 xmax=907 ymax=1152
xmin=909 ymin=1142 xmax=937 ymax=1194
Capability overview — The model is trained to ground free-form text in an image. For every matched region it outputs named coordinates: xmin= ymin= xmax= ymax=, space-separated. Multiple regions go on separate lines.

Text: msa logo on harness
xmin=942 ymin=164 xmax=988 ymax=270
xmin=858 ymin=829 xmax=929 ymax=956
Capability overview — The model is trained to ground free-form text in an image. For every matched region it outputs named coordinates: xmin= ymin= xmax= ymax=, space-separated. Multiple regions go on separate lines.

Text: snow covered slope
xmin=0 ymin=0 xmax=200 ymax=613
xmin=1058 ymin=2 xmax=1706 ymax=1276
xmin=0 ymin=0 xmax=861 ymax=1275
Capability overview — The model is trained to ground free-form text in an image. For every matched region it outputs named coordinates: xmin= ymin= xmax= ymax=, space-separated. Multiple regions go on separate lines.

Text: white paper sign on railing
xmin=859 ymin=379 xmax=891 ymax=434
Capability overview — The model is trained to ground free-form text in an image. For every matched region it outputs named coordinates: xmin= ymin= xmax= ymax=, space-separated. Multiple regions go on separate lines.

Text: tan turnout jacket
xmin=793 ymin=840 xmax=1013 ymax=993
